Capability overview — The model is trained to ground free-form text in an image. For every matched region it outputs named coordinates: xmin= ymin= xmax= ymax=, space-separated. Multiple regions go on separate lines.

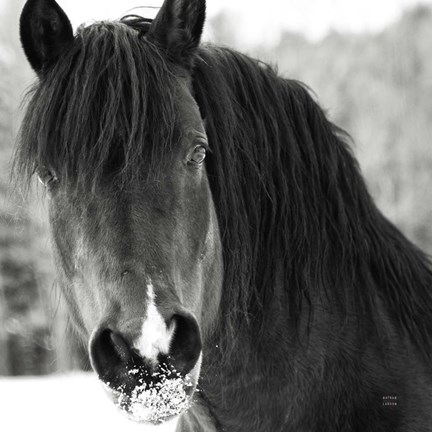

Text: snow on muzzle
xmin=89 ymin=312 xmax=202 ymax=424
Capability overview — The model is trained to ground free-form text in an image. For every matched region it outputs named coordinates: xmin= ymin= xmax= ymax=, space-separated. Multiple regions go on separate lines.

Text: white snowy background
xmin=0 ymin=373 xmax=176 ymax=431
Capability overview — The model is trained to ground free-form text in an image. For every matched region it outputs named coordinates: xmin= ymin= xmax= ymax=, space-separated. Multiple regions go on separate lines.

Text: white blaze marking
xmin=134 ymin=281 xmax=176 ymax=363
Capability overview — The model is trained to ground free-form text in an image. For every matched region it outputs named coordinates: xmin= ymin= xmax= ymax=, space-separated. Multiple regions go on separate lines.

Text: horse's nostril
xmin=89 ymin=314 xmax=202 ymax=392
xmin=168 ymin=313 xmax=202 ymax=375
xmin=90 ymin=328 xmax=132 ymax=382
xmin=110 ymin=331 xmax=132 ymax=363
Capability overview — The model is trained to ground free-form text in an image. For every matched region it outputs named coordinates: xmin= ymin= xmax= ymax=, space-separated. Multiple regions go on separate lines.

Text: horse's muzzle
xmin=89 ymin=312 xmax=202 ymax=424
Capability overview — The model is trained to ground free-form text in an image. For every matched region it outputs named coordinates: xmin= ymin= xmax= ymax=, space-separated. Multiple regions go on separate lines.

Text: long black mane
xmin=15 ymin=17 xmax=432 ymax=359
xmin=192 ymin=45 xmax=432 ymax=358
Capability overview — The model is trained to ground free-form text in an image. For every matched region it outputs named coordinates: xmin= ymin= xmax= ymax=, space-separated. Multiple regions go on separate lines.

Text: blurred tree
xmin=207 ymin=10 xmax=240 ymax=47
xmin=0 ymin=0 xmax=88 ymax=375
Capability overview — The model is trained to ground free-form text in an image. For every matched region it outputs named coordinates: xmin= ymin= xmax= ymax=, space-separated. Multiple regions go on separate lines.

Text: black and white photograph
xmin=1 ymin=0 xmax=431 ymax=431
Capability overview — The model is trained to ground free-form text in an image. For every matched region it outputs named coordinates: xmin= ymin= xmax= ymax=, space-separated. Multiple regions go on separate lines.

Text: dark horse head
xmin=16 ymin=0 xmax=432 ymax=430
xmin=18 ymin=0 xmax=221 ymax=424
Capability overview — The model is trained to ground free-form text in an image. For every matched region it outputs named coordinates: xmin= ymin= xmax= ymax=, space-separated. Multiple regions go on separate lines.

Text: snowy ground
xmin=0 ymin=373 xmax=178 ymax=432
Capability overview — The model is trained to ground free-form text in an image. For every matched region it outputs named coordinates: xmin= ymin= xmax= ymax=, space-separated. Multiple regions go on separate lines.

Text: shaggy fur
xmin=16 ymin=13 xmax=432 ymax=432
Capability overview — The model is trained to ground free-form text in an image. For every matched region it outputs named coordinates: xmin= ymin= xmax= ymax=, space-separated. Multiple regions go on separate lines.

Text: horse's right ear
xmin=20 ymin=0 xmax=73 ymax=75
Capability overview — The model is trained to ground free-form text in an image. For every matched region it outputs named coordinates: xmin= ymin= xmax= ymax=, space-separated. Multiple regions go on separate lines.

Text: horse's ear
xmin=148 ymin=0 xmax=206 ymax=69
xmin=20 ymin=0 xmax=74 ymax=75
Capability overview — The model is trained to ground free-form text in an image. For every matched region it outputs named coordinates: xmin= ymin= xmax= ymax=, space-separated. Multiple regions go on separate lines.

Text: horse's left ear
xmin=20 ymin=0 xmax=74 ymax=75
xmin=147 ymin=0 xmax=206 ymax=69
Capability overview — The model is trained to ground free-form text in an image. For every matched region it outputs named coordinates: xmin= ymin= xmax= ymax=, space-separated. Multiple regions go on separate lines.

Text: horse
xmin=16 ymin=0 xmax=432 ymax=430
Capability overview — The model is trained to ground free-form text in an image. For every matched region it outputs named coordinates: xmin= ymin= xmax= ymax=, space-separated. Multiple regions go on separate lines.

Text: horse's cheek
xmin=47 ymin=197 xmax=97 ymax=329
xmin=180 ymin=184 xmax=223 ymax=332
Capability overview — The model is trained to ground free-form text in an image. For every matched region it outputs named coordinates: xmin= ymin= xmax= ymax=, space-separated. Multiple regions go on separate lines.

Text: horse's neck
xmin=187 ymin=296 xmax=432 ymax=432
xmin=191 ymin=315 xmax=303 ymax=431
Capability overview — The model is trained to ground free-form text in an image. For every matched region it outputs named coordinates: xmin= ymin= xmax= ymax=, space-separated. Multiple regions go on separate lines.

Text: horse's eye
xmin=189 ymin=145 xmax=207 ymax=166
xmin=36 ymin=166 xmax=57 ymax=188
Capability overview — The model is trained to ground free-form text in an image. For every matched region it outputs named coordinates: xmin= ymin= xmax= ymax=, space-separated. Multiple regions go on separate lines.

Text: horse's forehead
xmin=174 ymin=78 xmax=204 ymax=133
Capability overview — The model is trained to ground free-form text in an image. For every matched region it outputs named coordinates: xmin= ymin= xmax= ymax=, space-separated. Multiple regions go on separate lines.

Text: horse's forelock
xmin=15 ymin=19 xmax=179 ymax=192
